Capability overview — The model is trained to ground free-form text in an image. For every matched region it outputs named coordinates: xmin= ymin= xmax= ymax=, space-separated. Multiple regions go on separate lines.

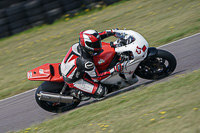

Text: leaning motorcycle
xmin=27 ymin=29 xmax=177 ymax=113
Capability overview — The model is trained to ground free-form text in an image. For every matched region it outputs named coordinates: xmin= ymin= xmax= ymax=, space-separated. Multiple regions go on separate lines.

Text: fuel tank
xmin=93 ymin=42 xmax=116 ymax=72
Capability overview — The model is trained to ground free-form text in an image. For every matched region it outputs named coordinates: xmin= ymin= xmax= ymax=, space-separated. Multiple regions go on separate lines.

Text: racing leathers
xmin=61 ymin=30 xmax=119 ymax=98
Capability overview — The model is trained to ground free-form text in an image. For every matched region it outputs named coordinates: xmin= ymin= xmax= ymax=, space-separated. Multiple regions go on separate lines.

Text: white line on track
xmin=1 ymin=32 xmax=200 ymax=102
xmin=0 ymin=88 xmax=36 ymax=102
xmin=158 ymin=32 xmax=200 ymax=48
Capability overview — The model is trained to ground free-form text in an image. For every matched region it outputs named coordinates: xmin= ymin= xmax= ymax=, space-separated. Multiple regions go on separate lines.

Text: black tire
xmin=7 ymin=12 xmax=26 ymax=22
xmin=24 ymin=0 xmax=42 ymax=10
xmin=0 ymin=9 xmax=6 ymax=18
xmin=0 ymin=0 xmax=24 ymax=9
xmin=26 ymin=7 xmax=43 ymax=16
xmin=0 ymin=18 xmax=7 ymax=26
xmin=135 ymin=49 xmax=177 ymax=80
xmin=59 ymin=0 xmax=75 ymax=5
xmin=45 ymin=8 xmax=62 ymax=24
xmin=8 ymin=19 xmax=29 ymax=29
xmin=46 ymin=8 xmax=62 ymax=17
xmin=28 ymin=14 xmax=45 ymax=23
xmin=10 ymin=26 xmax=27 ymax=35
xmin=46 ymin=16 xmax=59 ymax=24
xmin=31 ymin=20 xmax=45 ymax=27
xmin=43 ymin=1 xmax=61 ymax=11
xmin=0 ymin=24 xmax=10 ymax=38
xmin=0 ymin=1 xmax=9 ymax=10
xmin=103 ymin=0 xmax=118 ymax=5
xmin=41 ymin=0 xmax=55 ymax=4
xmin=0 ymin=31 xmax=10 ymax=38
xmin=66 ymin=8 xmax=82 ymax=16
xmin=83 ymin=0 xmax=99 ymax=5
xmin=5 ymin=2 xmax=25 ymax=16
xmin=35 ymin=81 xmax=80 ymax=113
xmin=63 ymin=1 xmax=82 ymax=12
xmin=0 ymin=25 xmax=8 ymax=33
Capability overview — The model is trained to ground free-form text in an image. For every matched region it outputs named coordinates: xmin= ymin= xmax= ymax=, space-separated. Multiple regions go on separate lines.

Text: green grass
xmin=0 ymin=0 xmax=200 ymax=100
xmin=12 ymin=69 xmax=200 ymax=133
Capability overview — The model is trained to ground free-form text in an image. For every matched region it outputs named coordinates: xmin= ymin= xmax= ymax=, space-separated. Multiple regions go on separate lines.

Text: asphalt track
xmin=0 ymin=33 xmax=200 ymax=133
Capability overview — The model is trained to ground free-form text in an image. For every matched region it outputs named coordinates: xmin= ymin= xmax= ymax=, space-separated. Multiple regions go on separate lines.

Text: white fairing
xmin=101 ymin=30 xmax=149 ymax=88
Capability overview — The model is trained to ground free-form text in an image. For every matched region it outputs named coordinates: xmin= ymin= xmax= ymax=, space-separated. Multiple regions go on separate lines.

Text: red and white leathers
xmin=61 ymin=30 xmax=116 ymax=97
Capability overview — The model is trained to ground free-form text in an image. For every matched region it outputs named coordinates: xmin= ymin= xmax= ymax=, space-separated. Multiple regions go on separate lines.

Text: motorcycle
xmin=27 ymin=29 xmax=177 ymax=113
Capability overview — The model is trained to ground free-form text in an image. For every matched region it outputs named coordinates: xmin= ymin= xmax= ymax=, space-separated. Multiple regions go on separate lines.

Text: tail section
xmin=27 ymin=63 xmax=64 ymax=82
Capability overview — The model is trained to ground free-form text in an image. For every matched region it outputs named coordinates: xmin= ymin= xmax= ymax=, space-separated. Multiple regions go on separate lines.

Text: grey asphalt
xmin=0 ymin=33 xmax=200 ymax=133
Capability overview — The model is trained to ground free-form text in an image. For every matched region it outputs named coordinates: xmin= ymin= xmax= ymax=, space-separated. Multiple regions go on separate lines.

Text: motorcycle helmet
xmin=79 ymin=30 xmax=102 ymax=56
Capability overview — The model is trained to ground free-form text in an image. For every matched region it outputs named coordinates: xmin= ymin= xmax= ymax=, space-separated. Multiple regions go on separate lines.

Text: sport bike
xmin=27 ymin=29 xmax=177 ymax=113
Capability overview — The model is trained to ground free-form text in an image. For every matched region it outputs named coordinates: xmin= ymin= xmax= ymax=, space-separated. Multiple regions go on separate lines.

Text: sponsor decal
xmin=28 ymin=72 xmax=32 ymax=78
xmin=85 ymin=61 xmax=94 ymax=69
xmin=39 ymin=69 xmax=44 ymax=74
xmin=98 ymin=59 xmax=105 ymax=64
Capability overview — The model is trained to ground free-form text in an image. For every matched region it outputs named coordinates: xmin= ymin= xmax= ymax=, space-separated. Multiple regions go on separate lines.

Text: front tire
xmin=35 ymin=81 xmax=80 ymax=113
xmin=135 ymin=49 xmax=177 ymax=80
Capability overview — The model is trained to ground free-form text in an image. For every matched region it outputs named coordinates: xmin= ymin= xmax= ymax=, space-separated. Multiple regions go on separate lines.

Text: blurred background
xmin=0 ymin=1 xmax=200 ymax=132
xmin=0 ymin=0 xmax=119 ymax=39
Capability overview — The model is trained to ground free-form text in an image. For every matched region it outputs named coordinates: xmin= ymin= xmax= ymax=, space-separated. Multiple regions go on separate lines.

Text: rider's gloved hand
xmin=112 ymin=28 xmax=119 ymax=32
xmin=109 ymin=63 xmax=124 ymax=74
xmin=106 ymin=30 xmax=115 ymax=36
xmin=106 ymin=28 xmax=119 ymax=36
xmin=114 ymin=63 xmax=124 ymax=72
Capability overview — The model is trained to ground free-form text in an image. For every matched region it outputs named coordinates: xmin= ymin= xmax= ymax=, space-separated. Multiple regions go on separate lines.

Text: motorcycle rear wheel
xmin=135 ymin=49 xmax=177 ymax=80
xmin=35 ymin=81 xmax=80 ymax=113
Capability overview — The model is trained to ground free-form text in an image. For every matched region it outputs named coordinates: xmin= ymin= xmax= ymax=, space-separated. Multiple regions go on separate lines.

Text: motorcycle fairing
xmin=114 ymin=30 xmax=149 ymax=61
xmin=27 ymin=63 xmax=64 ymax=82
xmin=100 ymin=30 xmax=149 ymax=86
xmin=93 ymin=42 xmax=116 ymax=72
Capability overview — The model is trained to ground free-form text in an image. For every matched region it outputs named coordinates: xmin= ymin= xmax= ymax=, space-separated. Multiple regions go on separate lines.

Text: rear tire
xmin=135 ymin=49 xmax=177 ymax=80
xmin=35 ymin=81 xmax=80 ymax=113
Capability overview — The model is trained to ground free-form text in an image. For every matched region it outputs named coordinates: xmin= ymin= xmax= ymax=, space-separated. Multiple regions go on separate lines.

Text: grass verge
xmin=0 ymin=0 xmax=200 ymax=99
xmin=11 ymin=69 xmax=200 ymax=133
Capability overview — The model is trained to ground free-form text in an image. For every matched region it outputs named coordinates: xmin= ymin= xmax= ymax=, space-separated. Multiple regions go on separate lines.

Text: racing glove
xmin=106 ymin=30 xmax=115 ymax=36
xmin=109 ymin=63 xmax=124 ymax=75
xmin=114 ymin=63 xmax=124 ymax=72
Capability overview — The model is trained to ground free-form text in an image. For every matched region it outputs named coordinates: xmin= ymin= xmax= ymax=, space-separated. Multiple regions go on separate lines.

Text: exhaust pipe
xmin=37 ymin=92 xmax=76 ymax=103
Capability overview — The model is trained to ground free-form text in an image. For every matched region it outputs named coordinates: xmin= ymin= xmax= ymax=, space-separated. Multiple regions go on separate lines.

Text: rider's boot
xmin=94 ymin=85 xmax=108 ymax=100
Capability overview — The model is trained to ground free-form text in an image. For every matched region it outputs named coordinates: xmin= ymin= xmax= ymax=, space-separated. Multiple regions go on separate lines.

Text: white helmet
xmin=79 ymin=30 xmax=102 ymax=54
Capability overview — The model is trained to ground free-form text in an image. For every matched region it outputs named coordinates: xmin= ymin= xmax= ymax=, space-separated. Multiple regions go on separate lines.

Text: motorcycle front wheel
xmin=135 ymin=49 xmax=177 ymax=80
xmin=35 ymin=81 xmax=80 ymax=113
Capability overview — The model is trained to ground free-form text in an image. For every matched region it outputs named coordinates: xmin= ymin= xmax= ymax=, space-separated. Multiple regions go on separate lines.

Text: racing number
xmin=136 ymin=46 xmax=142 ymax=54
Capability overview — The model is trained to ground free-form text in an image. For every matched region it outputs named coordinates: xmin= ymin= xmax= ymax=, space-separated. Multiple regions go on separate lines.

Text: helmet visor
xmin=86 ymin=39 xmax=102 ymax=49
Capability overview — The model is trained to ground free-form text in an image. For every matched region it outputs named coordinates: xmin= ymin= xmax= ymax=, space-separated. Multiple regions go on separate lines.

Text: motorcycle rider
xmin=60 ymin=29 xmax=123 ymax=99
